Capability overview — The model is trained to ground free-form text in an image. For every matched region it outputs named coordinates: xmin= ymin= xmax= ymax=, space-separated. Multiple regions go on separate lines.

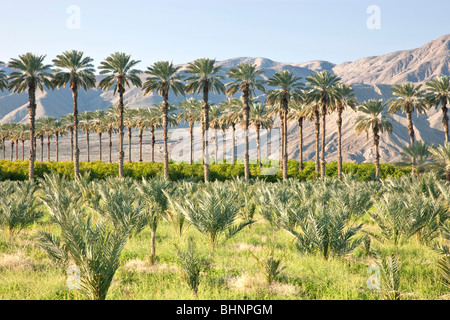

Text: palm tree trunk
xmin=202 ymin=84 xmax=210 ymax=183
xmin=442 ymin=103 xmax=449 ymax=144
xmin=86 ymin=130 xmax=90 ymax=163
xmin=108 ymin=129 xmax=112 ymax=163
xmin=151 ymin=125 xmax=155 ymax=163
xmin=222 ymin=129 xmax=226 ymax=165
xmin=232 ymin=123 xmax=236 ymax=164
xmin=373 ymin=126 xmax=380 ymax=180
xmin=189 ymin=122 xmax=194 ymax=165
xmin=98 ymin=132 xmax=102 ymax=162
xmin=10 ymin=141 xmax=14 ymax=161
xmin=128 ymin=127 xmax=132 ymax=163
xmin=214 ymin=128 xmax=218 ymax=164
xmin=406 ymin=110 xmax=416 ymax=174
xmin=298 ymin=117 xmax=303 ymax=171
xmin=40 ymin=135 xmax=44 ymax=162
xmin=47 ymin=136 xmax=51 ymax=162
xmin=282 ymin=97 xmax=289 ymax=180
xmin=28 ymin=83 xmax=37 ymax=180
xmin=320 ymin=99 xmax=327 ymax=178
xmin=69 ymin=128 xmax=74 ymax=162
xmin=314 ymin=108 xmax=320 ymax=173
xmin=2 ymin=138 xmax=5 ymax=159
xmin=337 ymin=107 xmax=343 ymax=180
xmin=243 ymin=85 xmax=250 ymax=181
xmin=256 ymin=123 xmax=261 ymax=168
xmin=15 ymin=140 xmax=18 ymax=161
xmin=72 ymin=86 xmax=80 ymax=179
xmin=139 ymin=127 xmax=143 ymax=162
xmin=162 ymin=94 xmax=169 ymax=180
xmin=56 ymin=133 xmax=59 ymax=162
xmin=22 ymin=140 xmax=25 ymax=161
xmin=118 ymin=78 xmax=125 ymax=178
xmin=279 ymin=111 xmax=284 ymax=173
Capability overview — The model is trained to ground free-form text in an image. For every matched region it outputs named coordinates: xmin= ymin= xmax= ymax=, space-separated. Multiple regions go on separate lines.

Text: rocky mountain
xmin=0 ymin=34 xmax=449 ymax=163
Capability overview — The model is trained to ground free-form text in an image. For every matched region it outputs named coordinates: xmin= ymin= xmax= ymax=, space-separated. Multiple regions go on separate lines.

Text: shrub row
xmin=0 ymin=159 xmax=412 ymax=182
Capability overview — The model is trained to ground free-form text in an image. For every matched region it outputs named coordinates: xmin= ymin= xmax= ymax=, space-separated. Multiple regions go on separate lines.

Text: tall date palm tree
xmin=98 ymin=52 xmax=142 ymax=178
xmin=7 ymin=53 xmax=53 ymax=180
xmin=226 ymin=63 xmax=266 ymax=181
xmin=306 ymin=70 xmax=341 ymax=178
xmin=143 ymin=61 xmax=185 ymax=179
xmin=185 ymin=58 xmax=225 ymax=182
xmin=355 ymin=99 xmax=393 ymax=180
xmin=53 ymin=50 xmax=96 ymax=177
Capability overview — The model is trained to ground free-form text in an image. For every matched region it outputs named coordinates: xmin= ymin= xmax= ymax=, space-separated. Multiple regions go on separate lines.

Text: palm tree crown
xmin=426 ymin=76 xmax=450 ymax=144
xmin=0 ymin=61 xmax=7 ymax=91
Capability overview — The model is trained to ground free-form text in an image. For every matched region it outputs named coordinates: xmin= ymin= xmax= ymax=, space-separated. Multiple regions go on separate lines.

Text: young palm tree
xmin=78 ymin=111 xmax=94 ymax=162
xmin=98 ymin=52 xmax=142 ymax=177
xmin=221 ymin=98 xmax=244 ymax=164
xmin=105 ymin=107 xmax=119 ymax=163
xmin=226 ymin=63 xmax=266 ymax=181
xmin=355 ymin=99 xmax=394 ymax=180
xmin=136 ymin=178 xmax=171 ymax=264
xmin=0 ymin=124 xmax=9 ymax=159
xmin=35 ymin=121 xmax=45 ymax=162
xmin=7 ymin=53 xmax=53 ymax=180
xmin=17 ymin=124 xmax=29 ymax=161
xmin=306 ymin=70 xmax=341 ymax=178
xmin=333 ymin=83 xmax=357 ymax=179
xmin=53 ymin=120 xmax=67 ymax=162
xmin=266 ymin=70 xmax=303 ymax=179
xmin=135 ymin=108 xmax=152 ymax=163
xmin=142 ymin=61 xmax=185 ymax=179
xmin=91 ymin=110 xmax=107 ymax=162
xmin=6 ymin=125 xmax=19 ymax=161
xmin=388 ymin=82 xmax=427 ymax=174
xmin=53 ymin=51 xmax=96 ymax=176
xmin=177 ymin=98 xmax=203 ymax=165
xmin=185 ymin=58 xmax=225 ymax=182
xmin=429 ymin=143 xmax=450 ymax=181
xmin=288 ymin=93 xmax=313 ymax=171
xmin=139 ymin=107 xmax=159 ymax=163
xmin=426 ymin=76 xmax=450 ymax=144
xmin=250 ymin=101 xmax=273 ymax=168
xmin=397 ymin=140 xmax=432 ymax=175
xmin=123 ymin=107 xmax=138 ymax=162
xmin=209 ymin=104 xmax=225 ymax=164
xmin=388 ymin=82 xmax=427 ymax=145
xmin=61 ymin=114 xmax=75 ymax=161
xmin=0 ymin=181 xmax=43 ymax=241
xmin=38 ymin=116 xmax=58 ymax=162
xmin=166 ymin=185 xmax=252 ymax=252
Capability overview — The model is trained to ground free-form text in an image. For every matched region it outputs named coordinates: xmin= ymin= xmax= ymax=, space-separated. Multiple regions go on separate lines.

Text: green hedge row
xmin=0 ymin=159 xmax=411 ymax=182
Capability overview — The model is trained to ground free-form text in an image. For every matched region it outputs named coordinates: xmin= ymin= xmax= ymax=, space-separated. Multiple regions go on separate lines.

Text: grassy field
xmin=0 ymin=184 xmax=447 ymax=301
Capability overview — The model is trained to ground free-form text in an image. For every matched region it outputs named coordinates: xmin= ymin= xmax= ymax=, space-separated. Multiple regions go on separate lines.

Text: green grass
xmin=0 ymin=208 xmax=446 ymax=300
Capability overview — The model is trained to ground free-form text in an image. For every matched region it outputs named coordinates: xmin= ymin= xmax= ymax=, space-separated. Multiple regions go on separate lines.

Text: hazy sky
xmin=0 ymin=0 xmax=448 ymax=68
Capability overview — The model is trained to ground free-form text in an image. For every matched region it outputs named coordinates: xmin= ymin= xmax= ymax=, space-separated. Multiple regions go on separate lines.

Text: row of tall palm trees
xmin=0 ymin=100 xmax=270 ymax=165
xmin=1 ymin=51 xmax=449 ymax=182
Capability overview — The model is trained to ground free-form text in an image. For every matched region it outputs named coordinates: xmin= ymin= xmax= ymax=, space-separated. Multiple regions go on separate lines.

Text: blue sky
xmin=0 ymin=0 xmax=448 ymax=68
